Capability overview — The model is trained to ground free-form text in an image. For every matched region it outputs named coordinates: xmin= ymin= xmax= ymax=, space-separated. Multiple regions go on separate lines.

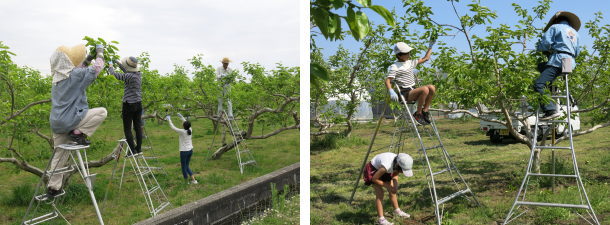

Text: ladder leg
xmin=74 ymin=150 xmax=104 ymax=225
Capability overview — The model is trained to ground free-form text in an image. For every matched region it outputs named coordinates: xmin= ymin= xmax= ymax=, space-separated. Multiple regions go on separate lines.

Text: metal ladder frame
xmin=140 ymin=125 xmax=168 ymax=177
xmin=103 ymin=139 xmax=170 ymax=217
xmin=349 ymin=85 xmax=479 ymax=225
xmin=219 ymin=110 xmax=257 ymax=174
xmin=503 ymin=73 xmax=600 ymax=225
xmin=22 ymin=144 xmax=105 ymax=225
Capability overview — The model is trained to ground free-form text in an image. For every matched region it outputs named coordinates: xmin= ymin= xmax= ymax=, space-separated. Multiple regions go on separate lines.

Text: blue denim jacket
xmin=536 ymin=21 xmax=580 ymax=69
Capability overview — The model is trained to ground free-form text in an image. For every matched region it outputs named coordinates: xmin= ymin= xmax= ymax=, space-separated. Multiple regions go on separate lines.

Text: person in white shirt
xmin=165 ymin=113 xmax=198 ymax=184
xmin=363 ymin=152 xmax=414 ymax=225
xmin=216 ymin=57 xmax=234 ymax=119
xmin=385 ymin=40 xmax=436 ymax=125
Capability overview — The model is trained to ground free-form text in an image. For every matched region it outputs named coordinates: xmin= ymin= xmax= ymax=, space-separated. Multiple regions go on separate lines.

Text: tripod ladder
xmin=22 ymin=144 xmax=104 ymax=225
xmin=220 ymin=110 xmax=257 ymax=174
xmin=503 ymin=69 xmax=600 ymax=225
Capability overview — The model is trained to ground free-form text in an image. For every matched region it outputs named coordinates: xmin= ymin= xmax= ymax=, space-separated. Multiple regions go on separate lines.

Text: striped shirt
xmin=387 ymin=59 xmax=418 ymax=88
xmin=109 ymin=67 xmax=142 ymax=103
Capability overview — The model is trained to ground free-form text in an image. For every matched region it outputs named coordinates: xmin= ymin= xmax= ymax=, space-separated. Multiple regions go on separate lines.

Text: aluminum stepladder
xmin=140 ymin=125 xmax=168 ymax=177
xmin=393 ymin=85 xmax=480 ymax=225
xmin=503 ymin=61 xmax=600 ymax=225
xmin=22 ymin=144 xmax=104 ymax=225
xmin=103 ymin=139 xmax=170 ymax=217
xmin=219 ymin=110 xmax=257 ymax=174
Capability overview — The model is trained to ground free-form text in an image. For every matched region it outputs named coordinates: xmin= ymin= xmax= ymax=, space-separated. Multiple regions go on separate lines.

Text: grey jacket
xmin=49 ymin=67 xmax=98 ymax=133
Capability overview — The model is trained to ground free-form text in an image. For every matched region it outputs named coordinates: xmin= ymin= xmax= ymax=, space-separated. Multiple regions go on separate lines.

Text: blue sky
xmin=313 ymin=0 xmax=610 ymax=57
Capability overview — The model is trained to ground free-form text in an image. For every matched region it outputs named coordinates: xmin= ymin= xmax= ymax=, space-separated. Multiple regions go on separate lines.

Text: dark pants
xmin=533 ymin=66 xmax=561 ymax=112
xmin=122 ymin=102 xmax=143 ymax=154
xmin=180 ymin=150 xmax=194 ymax=179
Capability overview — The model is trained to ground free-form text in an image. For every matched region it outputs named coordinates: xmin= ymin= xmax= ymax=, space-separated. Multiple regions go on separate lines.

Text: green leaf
xmin=356 ymin=0 xmax=371 ymax=7
xmin=310 ymin=62 xmax=329 ymax=81
xmin=328 ymin=13 xmax=342 ymax=40
xmin=312 ymin=7 xmax=331 ymax=39
xmin=346 ymin=7 xmax=369 ymax=40
xmin=369 ymin=5 xmax=395 ymax=27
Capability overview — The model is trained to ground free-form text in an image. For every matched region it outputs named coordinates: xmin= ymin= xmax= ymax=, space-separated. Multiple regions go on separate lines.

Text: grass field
xmin=311 ymin=117 xmax=610 ymax=225
xmin=0 ymin=116 xmax=299 ymax=225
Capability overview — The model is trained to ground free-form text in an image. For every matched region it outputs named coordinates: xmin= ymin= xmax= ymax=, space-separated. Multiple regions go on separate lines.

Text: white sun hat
xmin=393 ymin=42 xmax=414 ymax=55
xmin=396 ymin=153 xmax=414 ymax=177
xmin=121 ymin=56 xmax=139 ymax=72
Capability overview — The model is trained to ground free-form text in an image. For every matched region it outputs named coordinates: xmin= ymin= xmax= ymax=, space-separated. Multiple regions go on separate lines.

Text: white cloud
xmin=0 ymin=0 xmax=299 ymax=75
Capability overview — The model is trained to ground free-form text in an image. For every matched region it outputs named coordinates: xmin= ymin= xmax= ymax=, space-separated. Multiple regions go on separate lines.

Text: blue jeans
xmin=180 ymin=150 xmax=193 ymax=179
xmin=533 ymin=66 xmax=561 ymax=112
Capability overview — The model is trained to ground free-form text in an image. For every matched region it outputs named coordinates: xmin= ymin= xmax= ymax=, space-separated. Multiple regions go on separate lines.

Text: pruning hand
xmin=389 ymin=89 xmax=399 ymax=102
xmin=428 ymin=38 xmax=436 ymax=49
xmin=95 ymin=44 xmax=104 ymax=58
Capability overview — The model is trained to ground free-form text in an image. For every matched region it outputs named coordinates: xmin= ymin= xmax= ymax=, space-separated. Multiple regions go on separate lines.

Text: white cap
xmin=393 ymin=42 xmax=413 ymax=55
xmin=396 ymin=153 xmax=414 ymax=177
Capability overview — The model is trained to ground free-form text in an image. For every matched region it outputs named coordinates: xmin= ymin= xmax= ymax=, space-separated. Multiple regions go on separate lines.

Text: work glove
xmin=389 ymin=89 xmax=399 ymax=102
xmin=428 ymin=38 xmax=436 ymax=49
xmin=108 ymin=61 xmax=113 ymax=66
xmin=177 ymin=113 xmax=184 ymax=118
xmin=165 ymin=115 xmax=170 ymax=121
xmin=95 ymin=44 xmax=104 ymax=58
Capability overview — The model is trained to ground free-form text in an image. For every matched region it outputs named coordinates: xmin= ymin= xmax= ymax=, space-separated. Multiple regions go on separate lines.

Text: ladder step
xmin=528 ymin=173 xmax=577 ymax=178
xmin=142 ymin=146 xmax=152 ymax=149
xmin=34 ymin=190 xmax=66 ymax=201
xmin=23 ymin=212 xmax=58 ymax=225
xmin=137 ymin=169 xmax=152 ymax=176
xmin=437 ymin=189 xmax=470 ymax=205
xmin=551 ymin=95 xmax=567 ymax=98
xmin=430 ymin=166 xmax=456 ymax=176
xmin=423 ymin=145 xmax=442 ymax=151
xmin=45 ymin=166 xmax=75 ymax=176
xmin=545 ymin=120 xmax=568 ymax=123
xmin=57 ymin=144 xmax=89 ymax=150
xmin=147 ymin=186 xmax=160 ymax=195
xmin=239 ymin=149 xmax=250 ymax=154
xmin=535 ymin=146 xmax=571 ymax=150
xmin=139 ymin=166 xmax=161 ymax=170
xmin=241 ymin=160 xmax=256 ymax=166
xmin=515 ymin=201 xmax=590 ymax=209
xmin=143 ymin=156 xmax=157 ymax=160
xmin=154 ymin=202 xmax=171 ymax=215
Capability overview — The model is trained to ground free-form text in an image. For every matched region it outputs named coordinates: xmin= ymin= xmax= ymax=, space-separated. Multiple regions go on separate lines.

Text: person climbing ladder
xmin=109 ymin=56 xmax=143 ymax=156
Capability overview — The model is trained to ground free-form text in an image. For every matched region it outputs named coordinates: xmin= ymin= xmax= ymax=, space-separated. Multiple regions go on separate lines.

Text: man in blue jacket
xmin=535 ymin=11 xmax=580 ymax=120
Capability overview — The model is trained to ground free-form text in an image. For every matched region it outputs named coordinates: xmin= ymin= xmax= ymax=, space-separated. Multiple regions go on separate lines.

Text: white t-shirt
xmin=371 ymin=152 xmax=397 ymax=174
xmin=387 ymin=59 xmax=418 ymax=88
xmin=168 ymin=117 xmax=194 ymax=152
xmin=216 ymin=66 xmax=233 ymax=80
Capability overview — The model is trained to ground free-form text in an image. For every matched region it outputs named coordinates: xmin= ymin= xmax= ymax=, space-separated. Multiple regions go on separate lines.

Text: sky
xmin=0 ymin=0 xmax=299 ymax=75
xmin=314 ymin=0 xmax=610 ymax=58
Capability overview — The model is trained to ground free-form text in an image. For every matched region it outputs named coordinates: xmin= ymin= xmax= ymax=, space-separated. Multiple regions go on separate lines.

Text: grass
xmin=244 ymin=183 xmax=300 ymax=225
xmin=0 ymin=116 xmax=299 ymax=225
xmin=311 ymin=117 xmax=610 ymax=225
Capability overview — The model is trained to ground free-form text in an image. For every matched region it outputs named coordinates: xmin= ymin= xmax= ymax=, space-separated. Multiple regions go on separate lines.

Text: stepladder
xmin=503 ymin=68 xmax=600 ymax=225
xmin=140 ymin=125 xmax=168 ymax=177
xmin=103 ymin=139 xmax=170 ymax=217
xmin=218 ymin=110 xmax=257 ymax=174
xmin=22 ymin=144 xmax=105 ymax=225
xmin=349 ymin=85 xmax=479 ymax=225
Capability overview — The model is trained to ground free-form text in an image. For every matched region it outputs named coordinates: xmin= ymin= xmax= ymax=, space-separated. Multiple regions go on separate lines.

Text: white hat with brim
xmin=396 ymin=153 xmax=414 ymax=177
xmin=394 ymin=42 xmax=414 ymax=55
xmin=543 ymin=11 xmax=581 ymax=32
xmin=121 ymin=56 xmax=139 ymax=72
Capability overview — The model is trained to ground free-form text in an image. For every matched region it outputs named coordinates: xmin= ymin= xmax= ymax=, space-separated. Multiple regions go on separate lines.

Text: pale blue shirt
xmin=536 ymin=21 xmax=580 ymax=69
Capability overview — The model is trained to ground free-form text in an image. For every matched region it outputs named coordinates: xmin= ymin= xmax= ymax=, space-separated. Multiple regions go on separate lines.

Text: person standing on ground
xmin=48 ymin=43 xmax=107 ymax=197
xmin=216 ymin=57 xmax=234 ymax=119
xmin=385 ymin=39 xmax=436 ymax=125
xmin=534 ymin=11 xmax=580 ymax=120
xmin=108 ymin=56 xmax=143 ymax=156
xmin=166 ymin=113 xmax=198 ymax=184
xmin=363 ymin=152 xmax=414 ymax=225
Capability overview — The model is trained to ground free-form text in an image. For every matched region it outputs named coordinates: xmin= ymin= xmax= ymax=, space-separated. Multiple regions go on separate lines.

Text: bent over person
xmin=535 ymin=11 xmax=580 ymax=120
xmin=48 ymin=44 xmax=107 ymax=197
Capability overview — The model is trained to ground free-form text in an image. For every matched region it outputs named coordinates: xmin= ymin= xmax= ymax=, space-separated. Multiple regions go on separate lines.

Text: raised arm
xmin=177 ymin=113 xmax=186 ymax=122
xmin=166 ymin=116 xmax=184 ymax=133
xmin=417 ymin=38 xmax=436 ymax=65
xmin=108 ymin=62 xmax=131 ymax=81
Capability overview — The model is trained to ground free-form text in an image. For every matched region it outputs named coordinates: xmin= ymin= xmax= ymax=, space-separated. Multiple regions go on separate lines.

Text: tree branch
xmin=556 ymin=121 xmax=610 ymax=144
xmin=1 ymin=99 xmax=51 ymax=125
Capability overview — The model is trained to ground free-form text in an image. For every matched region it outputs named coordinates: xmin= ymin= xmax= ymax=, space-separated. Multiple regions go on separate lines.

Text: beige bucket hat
xmin=543 ymin=11 xmax=581 ymax=32
xmin=221 ymin=57 xmax=231 ymax=63
xmin=56 ymin=44 xmax=87 ymax=67
xmin=121 ymin=56 xmax=139 ymax=72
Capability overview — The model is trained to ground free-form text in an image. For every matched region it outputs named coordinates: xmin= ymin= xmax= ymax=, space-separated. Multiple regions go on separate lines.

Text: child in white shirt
xmin=385 ymin=40 xmax=436 ymax=125
xmin=166 ymin=113 xmax=198 ymax=184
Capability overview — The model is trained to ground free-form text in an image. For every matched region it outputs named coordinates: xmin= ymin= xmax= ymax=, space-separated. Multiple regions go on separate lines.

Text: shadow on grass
xmin=463 ymin=138 xmax=520 ymax=146
xmin=335 ymin=210 xmax=375 ymax=224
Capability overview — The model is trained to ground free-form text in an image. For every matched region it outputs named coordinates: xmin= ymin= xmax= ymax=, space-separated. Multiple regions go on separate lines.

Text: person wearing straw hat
xmin=363 ymin=152 xmax=414 ymax=225
xmin=385 ymin=39 xmax=436 ymax=126
xmin=535 ymin=11 xmax=581 ymax=120
xmin=216 ymin=57 xmax=235 ymax=119
xmin=48 ymin=44 xmax=108 ymax=197
xmin=108 ymin=56 xmax=143 ymax=156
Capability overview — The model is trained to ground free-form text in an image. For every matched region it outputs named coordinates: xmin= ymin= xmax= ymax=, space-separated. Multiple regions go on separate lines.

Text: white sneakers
xmin=191 ymin=179 xmax=198 ymax=184
xmin=378 ymin=217 xmax=393 ymax=225
xmin=394 ymin=208 xmax=411 ymax=218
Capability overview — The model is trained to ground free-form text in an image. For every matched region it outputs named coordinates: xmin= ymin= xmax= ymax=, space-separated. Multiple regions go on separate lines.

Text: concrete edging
xmin=135 ymin=163 xmax=300 ymax=225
